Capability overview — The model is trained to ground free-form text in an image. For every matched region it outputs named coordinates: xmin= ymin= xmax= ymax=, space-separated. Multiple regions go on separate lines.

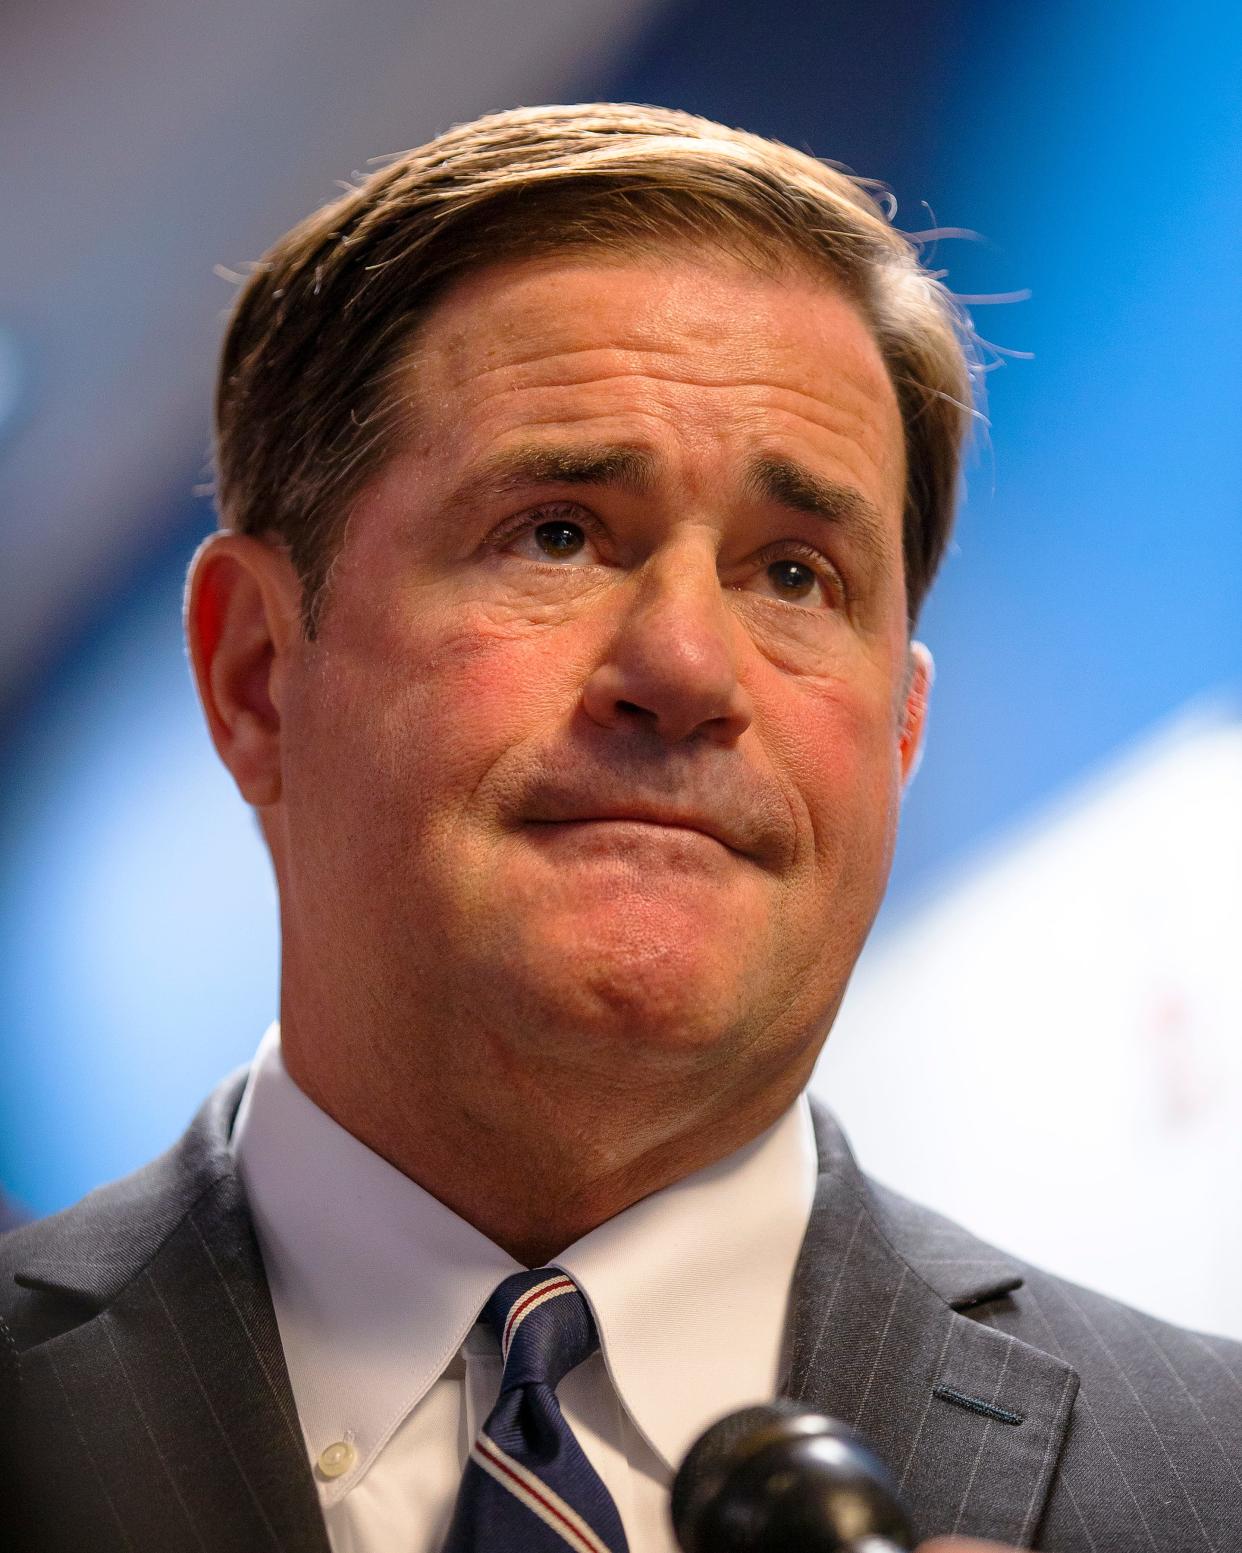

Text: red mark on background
xmin=1148 ymin=986 xmax=1209 ymax=1130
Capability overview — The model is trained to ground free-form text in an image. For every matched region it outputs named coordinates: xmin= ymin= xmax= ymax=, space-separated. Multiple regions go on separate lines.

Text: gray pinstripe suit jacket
xmin=1 ymin=1070 xmax=1239 ymax=1551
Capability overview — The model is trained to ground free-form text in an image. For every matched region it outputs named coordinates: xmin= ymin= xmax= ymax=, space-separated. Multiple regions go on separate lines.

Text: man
xmin=1 ymin=104 xmax=1237 ymax=1553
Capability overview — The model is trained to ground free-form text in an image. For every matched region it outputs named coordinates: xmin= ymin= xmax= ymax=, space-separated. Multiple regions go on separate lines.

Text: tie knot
xmin=482 ymin=1269 xmax=599 ymax=1392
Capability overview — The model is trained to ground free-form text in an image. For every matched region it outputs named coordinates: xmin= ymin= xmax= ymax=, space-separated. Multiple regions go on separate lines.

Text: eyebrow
xmin=440 ymin=443 xmax=656 ymax=521
xmin=743 ymin=454 xmax=894 ymax=569
xmin=440 ymin=441 xmax=893 ymax=568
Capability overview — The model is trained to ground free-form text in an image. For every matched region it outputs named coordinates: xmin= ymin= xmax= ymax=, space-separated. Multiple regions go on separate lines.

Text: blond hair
xmin=214 ymin=103 xmax=975 ymax=630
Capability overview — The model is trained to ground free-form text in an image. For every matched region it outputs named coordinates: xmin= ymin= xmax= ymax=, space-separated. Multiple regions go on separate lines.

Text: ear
xmin=899 ymin=640 xmax=933 ymax=787
xmin=185 ymin=532 xmax=303 ymax=808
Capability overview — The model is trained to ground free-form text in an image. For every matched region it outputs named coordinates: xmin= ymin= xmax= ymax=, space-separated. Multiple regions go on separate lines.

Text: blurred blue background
xmin=2 ymin=0 xmax=1239 ymax=1219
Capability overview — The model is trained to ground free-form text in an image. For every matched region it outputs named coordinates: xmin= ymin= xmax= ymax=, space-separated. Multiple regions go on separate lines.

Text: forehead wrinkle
xmin=436 ymin=375 xmax=901 ymax=500
xmin=448 ymin=350 xmax=892 ymax=406
xmin=406 ymin=295 xmax=904 ymax=523
xmin=453 ymin=362 xmax=899 ymax=450
xmin=419 ymin=311 xmax=895 ymax=400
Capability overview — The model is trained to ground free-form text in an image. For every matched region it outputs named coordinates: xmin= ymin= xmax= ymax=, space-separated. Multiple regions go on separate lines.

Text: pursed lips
xmin=525 ymin=804 xmax=751 ymax=857
xmin=518 ymin=772 xmax=794 ymax=868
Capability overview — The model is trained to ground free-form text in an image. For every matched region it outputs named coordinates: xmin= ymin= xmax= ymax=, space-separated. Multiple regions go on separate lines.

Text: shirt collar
xmin=554 ymin=1095 xmax=817 ymax=1470
xmin=231 ymin=1023 xmax=817 ymax=1489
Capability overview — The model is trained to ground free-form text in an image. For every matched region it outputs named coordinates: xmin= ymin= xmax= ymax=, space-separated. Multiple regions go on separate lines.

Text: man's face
xmin=271 ymin=250 xmax=923 ymax=1122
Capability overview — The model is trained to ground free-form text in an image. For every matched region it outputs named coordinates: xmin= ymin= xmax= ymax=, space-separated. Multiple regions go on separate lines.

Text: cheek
xmin=773 ymin=673 xmax=904 ymax=884
xmin=304 ymin=597 xmax=588 ymax=815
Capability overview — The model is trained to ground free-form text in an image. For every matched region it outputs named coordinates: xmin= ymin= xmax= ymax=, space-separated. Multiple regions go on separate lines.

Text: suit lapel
xmin=12 ymin=1078 xmax=1079 ymax=1549
xmin=787 ymin=1103 xmax=1078 ymax=1548
xmin=9 ymin=1077 xmax=329 ymax=1553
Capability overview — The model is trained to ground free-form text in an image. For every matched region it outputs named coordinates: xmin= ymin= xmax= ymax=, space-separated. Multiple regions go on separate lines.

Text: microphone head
xmin=671 ymin=1399 xmax=915 ymax=1552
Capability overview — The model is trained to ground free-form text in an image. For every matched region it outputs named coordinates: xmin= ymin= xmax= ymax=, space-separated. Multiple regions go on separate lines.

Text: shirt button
xmin=317 ymin=1440 xmax=357 ymax=1479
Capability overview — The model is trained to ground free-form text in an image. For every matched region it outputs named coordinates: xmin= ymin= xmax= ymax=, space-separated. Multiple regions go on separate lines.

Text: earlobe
xmin=899 ymin=641 xmax=933 ymax=786
xmin=185 ymin=533 xmax=302 ymax=809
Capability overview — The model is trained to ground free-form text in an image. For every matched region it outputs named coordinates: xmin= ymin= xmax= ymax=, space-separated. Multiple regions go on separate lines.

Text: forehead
xmin=391 ymin=251 xmax=906 ymax=521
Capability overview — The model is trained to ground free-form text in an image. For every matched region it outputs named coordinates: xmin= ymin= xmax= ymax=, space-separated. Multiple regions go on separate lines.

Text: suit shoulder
xmin=861 ymin=1165 xmax=1242 ymax=1375
xmin=1006 ymin=1264 xmax=1242 ymax=1549
xmin=1003 ymin=1254 xmax=1242 ymax=1415
xmin=0 ymin=1070 xmax=249 ymax=1341
xmin=868 ymin=1167 xmax=1242 ymax=1375
xmin=856 ymin=1170 xmax=1242 ymax=1548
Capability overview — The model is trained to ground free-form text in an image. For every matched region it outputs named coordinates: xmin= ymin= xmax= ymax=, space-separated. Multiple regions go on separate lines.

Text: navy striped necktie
xmin=440 ymin=1268 xmax=631 ymax=1553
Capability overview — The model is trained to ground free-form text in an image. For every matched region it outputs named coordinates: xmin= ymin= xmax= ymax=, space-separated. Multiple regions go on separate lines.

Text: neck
xmin=281 ymin=1019 xmax=814 ymax=1265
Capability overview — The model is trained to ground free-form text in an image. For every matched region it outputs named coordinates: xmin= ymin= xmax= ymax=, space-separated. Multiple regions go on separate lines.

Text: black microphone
xmin=671 ymin=1400 xmax=916 ymax=1552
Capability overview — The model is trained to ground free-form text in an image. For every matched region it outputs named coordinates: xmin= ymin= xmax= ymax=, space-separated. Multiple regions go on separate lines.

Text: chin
xmin=542 ymin=953 xmax=756 ymax=1057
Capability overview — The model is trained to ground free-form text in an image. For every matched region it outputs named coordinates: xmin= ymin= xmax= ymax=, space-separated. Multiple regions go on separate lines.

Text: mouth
xmin=519 ymin=769 xmax=789 ymax=866
xmin=526 ymin=813 xmax=744 ymax=855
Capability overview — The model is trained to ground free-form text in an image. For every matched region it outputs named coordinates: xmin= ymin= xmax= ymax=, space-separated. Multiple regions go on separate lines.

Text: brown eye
xmin=534 ymin=520 xmax=587 ymax=558
xmin=767 ymin=560 xmax=818 ymax=601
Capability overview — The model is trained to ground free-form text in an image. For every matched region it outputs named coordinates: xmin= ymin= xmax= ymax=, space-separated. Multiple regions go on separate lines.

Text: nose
xmin=580 ymin=540 xmax=754 ymax=747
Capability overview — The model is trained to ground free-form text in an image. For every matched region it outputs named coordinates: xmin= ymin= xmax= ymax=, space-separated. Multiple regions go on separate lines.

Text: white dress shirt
xmin=230 ymin=1024 xmax=818 ymax=1553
